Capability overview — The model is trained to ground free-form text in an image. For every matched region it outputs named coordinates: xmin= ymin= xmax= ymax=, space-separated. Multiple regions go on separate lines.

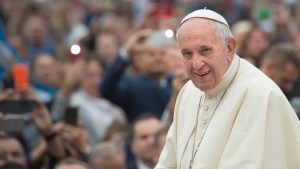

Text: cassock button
xmin=204 ymin=106 xmax=209 ymax=111
xmin=202 ymin=120 xmax=208 ymax=125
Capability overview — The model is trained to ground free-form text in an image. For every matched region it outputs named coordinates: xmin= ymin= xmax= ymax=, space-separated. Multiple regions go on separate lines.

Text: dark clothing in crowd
xmin=100 ymin=54 xmax=172 ymax=122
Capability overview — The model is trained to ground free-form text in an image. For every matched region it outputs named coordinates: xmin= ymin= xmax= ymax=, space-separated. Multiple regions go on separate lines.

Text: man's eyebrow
xmin=181 ymin=49 xmax=190 ymax=53
xmin=198 ymin=45 xmax=212 ymax=49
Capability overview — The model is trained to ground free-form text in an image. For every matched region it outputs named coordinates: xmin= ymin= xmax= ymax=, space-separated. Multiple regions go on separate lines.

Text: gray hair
xmin=55 ymin=158 xmax=88 ymax=169
xmin=176 ymin=19 xmax=234 ymax=46
xmin=89 ymin=141 xmax=125 ymax=162
xmin=212 ymin=21 xmax=234 ymax=46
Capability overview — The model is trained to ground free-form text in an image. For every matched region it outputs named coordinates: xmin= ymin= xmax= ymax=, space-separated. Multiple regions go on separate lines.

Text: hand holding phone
xmin=64 ymin=106 xmax=78 ymax=126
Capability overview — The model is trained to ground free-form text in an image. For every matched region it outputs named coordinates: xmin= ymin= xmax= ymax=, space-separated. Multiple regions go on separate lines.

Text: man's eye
xmin=201 ymin=48 xmax=211 ymax=54
xmin=182 ymin=51 xmax=192 ymax=58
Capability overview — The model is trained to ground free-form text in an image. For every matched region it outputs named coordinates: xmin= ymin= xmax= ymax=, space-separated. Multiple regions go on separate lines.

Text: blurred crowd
xmin=0 ymin=0 xmax=300 ymax=169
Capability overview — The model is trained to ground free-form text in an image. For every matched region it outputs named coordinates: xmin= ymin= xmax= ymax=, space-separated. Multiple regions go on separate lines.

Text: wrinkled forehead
xmin=178 ymin=9 xmax=228 ymax=28
xmin=176 ymin=18 xmax=215 ymax=39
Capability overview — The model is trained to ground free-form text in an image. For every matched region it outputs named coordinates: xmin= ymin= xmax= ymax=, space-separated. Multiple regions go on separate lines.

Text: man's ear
xmin=227 ymin=37 xmax=237 ymax=61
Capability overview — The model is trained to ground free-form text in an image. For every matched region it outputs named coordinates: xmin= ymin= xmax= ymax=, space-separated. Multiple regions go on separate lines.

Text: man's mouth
xmin=196 ymin=70 xmax=210 ymax=77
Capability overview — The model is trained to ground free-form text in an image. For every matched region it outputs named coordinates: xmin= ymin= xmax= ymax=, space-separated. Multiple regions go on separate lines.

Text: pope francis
xmin=155 ymin=9 xmax=300 ymax=169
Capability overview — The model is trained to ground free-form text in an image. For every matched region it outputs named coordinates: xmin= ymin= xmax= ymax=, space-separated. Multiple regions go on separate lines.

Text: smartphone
xmin=64 ymin=106 xmax=78 ymax=125
xmin=0 ymin=115 xmax=25 ymax=132
xmin=2 ymin=72 xmax=15 ymax=90
xmin=0 ymin=100 xmax=33 ymax=114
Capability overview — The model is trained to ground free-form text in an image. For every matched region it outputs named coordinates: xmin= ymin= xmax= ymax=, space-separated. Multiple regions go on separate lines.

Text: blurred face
xmin=24 ymin=17 xmax=47 ymax=46
xmin=140 ymin=45 xmax=168 ymax=76
xmin=57 ymin=164 xmax=86 ymax=169
xmin=96 ymin=33 xmax=119 ymax=64
xmin=178 ymin=19 xmax=235 ymax=91
xmin=245 ymin=28 xmax=270 ymax=58
xmin=165 ymin=47 xmax=185 ymax=74
xmin=270 ymin=62 xmax=299 ymax=93
xmin=33 ymin=54 xmax=62 ymax=87
xmin=0 ymin=138 xmax=26 ymax=167
xmin=91 ymin=154 xmax=125 ymax=169
xmin=132 ymin=118 xmax=161 ymax=163
xmin=80 ymin=60 xmax=103 ymax=97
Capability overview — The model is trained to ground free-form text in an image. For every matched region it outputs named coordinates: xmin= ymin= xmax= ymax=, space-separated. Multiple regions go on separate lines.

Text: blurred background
xmin=0 ymin=0 xmax=300 ymax=169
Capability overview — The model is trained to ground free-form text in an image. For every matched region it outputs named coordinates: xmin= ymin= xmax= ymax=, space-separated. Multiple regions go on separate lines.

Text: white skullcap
xmin=179 ymin=8 xmax=229 ymax=28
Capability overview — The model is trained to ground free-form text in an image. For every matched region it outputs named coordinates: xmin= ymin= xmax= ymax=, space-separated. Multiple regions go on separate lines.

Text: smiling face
xmin=177 ymin=18 xmax=236 ymax=91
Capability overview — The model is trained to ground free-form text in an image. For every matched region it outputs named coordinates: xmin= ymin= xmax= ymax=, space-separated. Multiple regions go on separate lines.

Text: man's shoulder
xmin=234 ymin=59 xmax=283 ymax=96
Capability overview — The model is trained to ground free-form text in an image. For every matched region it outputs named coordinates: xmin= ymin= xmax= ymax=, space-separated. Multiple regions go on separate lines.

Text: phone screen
xmin=0 ymin=100 xmax=33 ymax=114
xmin=64 ymin=107 xmax=78 ymax=125
xmin=2 ymin=73 xmax=15 ymax=90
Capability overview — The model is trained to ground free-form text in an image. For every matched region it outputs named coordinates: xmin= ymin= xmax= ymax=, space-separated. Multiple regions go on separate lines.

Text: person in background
xmin=127 ymin=113 xmax=161 ymax=169
xmin=95 ymin=30 xmax=120 ymax=65
xmin=89 ymin=141 xmax=126 ymax=169
xmin=259 ymin=42 xmax=300 ymax=119
xmin=236 ymin=24 xmax=272 ymax=66
xmin=54 ymin=158 xmax=88 ymax=169
xmin=0 ymin=136 xmax=27 ymax=168
xmin=150 ymin=127 xmax=169 ymax=165
xmin=100 ymin=29 xmax=174 ymax=123
xmin=30 ymin=53 xmax=62 ymax=107
xmin=22 ymin=15 xmax=55 ymax=61
xmin=259 ymin=42 xmax=300 ymax=99
xmin=69 ymin=56 xmax=127 ymax=147
xmin=155 ymin=9 xmax=300 ymax=169
xmin=161 ymin=46 xmax=189 ymax=126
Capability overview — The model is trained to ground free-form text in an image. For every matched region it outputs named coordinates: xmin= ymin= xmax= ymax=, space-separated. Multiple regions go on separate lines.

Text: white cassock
xmin=155 ymin=54 xmax=300 ymax=169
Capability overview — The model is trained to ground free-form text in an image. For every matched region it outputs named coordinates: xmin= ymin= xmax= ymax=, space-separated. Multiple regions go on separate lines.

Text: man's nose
xmin=192 ymin=57 xmax=205 ymax=70
xmin=147 ymin=135 xmax=155 ymax=145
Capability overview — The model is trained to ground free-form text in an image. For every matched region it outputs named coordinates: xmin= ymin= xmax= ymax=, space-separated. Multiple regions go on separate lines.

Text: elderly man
xmin=89 ymin=141 xmax=126 ymax=169
xmin=155 ymin=9 xmax=300 ymax=169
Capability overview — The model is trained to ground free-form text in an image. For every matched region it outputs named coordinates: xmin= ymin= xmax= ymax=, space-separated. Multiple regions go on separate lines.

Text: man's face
xmin=24 ymin=17 xmax=47 ymax=46
xmin=33 ymin=54 xmax=61 ymax=87
xmin=165 ymin=47 xmax=185 ymax=74
xmin=0 ymin=138 xmax=26 ymax=167
xmin=178 ymin=18 xmax=235 ymax=91
xmin=132 ymin=118 xmax=161 ymax=163
xmin=95 ymin=33 xmax=119 ymax=64
xmin=139 ymin=45 xmax=168 ymax=76
xmin=271 ymin=62 xmax=299 ymax=93
xmin=81 ymin=60 xmax=103 ymax=97
xmin=245 ymin=28 xmax=270 ymax=59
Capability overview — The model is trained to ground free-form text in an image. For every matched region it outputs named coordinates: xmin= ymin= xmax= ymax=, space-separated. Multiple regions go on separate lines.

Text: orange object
xmin=12 ymin=64 xmax=29 ymax=92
